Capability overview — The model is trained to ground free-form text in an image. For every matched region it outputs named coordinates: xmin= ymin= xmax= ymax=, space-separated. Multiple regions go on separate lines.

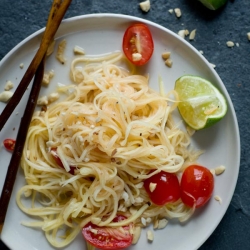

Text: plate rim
xmin=0 ymin=13 xmax=241 ymax=250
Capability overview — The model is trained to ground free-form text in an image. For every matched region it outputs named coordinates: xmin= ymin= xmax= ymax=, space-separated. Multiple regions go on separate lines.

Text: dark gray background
xmin=0 ymin=0 xmax=249 ymax=249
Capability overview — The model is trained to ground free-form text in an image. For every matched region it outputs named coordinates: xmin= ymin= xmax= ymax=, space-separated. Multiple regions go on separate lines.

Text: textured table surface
xmin=0 ymin=0 xmax=249 ymax=249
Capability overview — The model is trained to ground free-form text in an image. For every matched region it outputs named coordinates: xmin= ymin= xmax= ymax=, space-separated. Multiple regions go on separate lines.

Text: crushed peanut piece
xmin=73 ymin=45 xmax=85 ymax=55
xmin=168 ymin=9 xmax=173 ymax=14
xmin=149 ymin=182 xmax=157 ymax=192
xmin=162 ymin=51 xmax=171 ymax=60
xmin=42 ymin=70 xmax=54 ymax=86
xmin=174 ymin=8 xmax=182 ymax=18
xmin=132 ymin=226 xmax=141 ymax=244
xmin=141 ymin=217 xmax=147 ymax=226
xmin=56 ymin=39 xmax=67 ymax=64
xmin=165 ymin=58 xmax=173 ymax=68
xmin=4 ymin=80 xmax=14 ymax=91
xmin=158 ymin=218 xmax=168 ymax=229
xmin=178 ymin=29 xmax=186 ymax=38
xmin=147 ymin=230 xmax=154 ymax=241
xmin=189 ymin=29 xmax=197 ymax=40
xmin=90 ymin=228 xmax=98 ymax=234
xmin=19 ymin=63 xmax=24 ymax=69
xmin=139 ymin=0 xmax=150 ymax=12
xmin=37 ymin=95 xmax=48 ymax=106
xmin=247 ymin=32 xmax=250 ymax=41
xmin=214 ymin=195 xmax=222 ymax=204
xmin=184 ymin=29 xmax=190 ymax=36
xmin=0 ymin=91 xmax=13 ymax=102
xmin=214 ymin=165 xmax=226 ymax=175
xmin=226 ymin=41 xmax=234 ymax=48
xmin=209 ymin=63 xmax=216 ymax=68
xmin=199 ymin=50 xmax=204 ymax=55
xmin=48 ymin=92 xmax=60 ymax=103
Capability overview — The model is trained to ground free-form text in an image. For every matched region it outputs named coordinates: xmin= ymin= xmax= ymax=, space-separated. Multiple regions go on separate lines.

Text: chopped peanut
xmin=73 ymin=45 xmax=85 ymax=55
xmin=189 ymin=29 xmax=197 ymax=40
xmin=214 ymin=195 xmax=222 ymax=204
xmin=4 ymin=80 xmax=14 ymax=91
xmin=0 ymin=91 xmax=13 ymax=102
xmin=37 ymin=96 xmax=48 ymax=106
xmin=165 ymin=58 xmax=173 ymax=68
xmin=214 ymin=165 xmax=226 ymax=175
xmin=178 ymin=30 xmax=186 ymax=38
xmin=174 ymin=8 xmax=182 ymax=18
xmin=139 ymin=0 xmax=150 ymax=12
xmin=158 ymin=218 xmax=168 ymax=229
xmin=149 ymin=182 xmax=157 ymax=192
xmin=147 ymin=230 xmax=154 ymax=241
xmin=247 ymin=32 xmax=250 ymax=41
xmin=162 ymin=51 xmax=171 ymax=60
xmin=226 ymin=41 xmax=234 ymax=48
xmin=56 ymin=39 xmax=67 ymax=64
xmin=132 ymin=226 xmax=141 ymax=244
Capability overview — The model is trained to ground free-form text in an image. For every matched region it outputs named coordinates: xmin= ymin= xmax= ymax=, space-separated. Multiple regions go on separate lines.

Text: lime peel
xmin=199 ymin=0 xmax=228 ymax=10
xmin=174 ymin=75 xmax=227 ymax=130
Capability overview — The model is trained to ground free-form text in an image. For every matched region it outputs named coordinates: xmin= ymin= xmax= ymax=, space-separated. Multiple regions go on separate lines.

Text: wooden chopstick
xmin=0 ymin=0 xmax=72 ymax=132
xmin=0 ymin=0 xmax=72 ymax=233
xmin=0 ymin=57 xmax=45 ymax=232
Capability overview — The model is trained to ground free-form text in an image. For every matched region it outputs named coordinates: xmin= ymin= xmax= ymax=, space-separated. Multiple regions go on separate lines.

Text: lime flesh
xmin=199 ymin=0 xmax=228 ymax=10
xmin=174 ymin=75 xmax=227 ymax=130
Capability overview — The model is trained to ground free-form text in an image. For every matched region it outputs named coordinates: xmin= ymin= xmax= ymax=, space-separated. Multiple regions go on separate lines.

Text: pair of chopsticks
xmin=0 ymin=0 xmax=72 ymax=234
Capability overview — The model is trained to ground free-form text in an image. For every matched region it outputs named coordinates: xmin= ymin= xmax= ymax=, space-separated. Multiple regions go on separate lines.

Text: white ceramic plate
xmin=0 ymin=14 xmax=240 ymax=250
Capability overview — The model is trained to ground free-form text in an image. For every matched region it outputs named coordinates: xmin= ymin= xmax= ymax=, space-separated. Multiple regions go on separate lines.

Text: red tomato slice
xmin=82 ymin=215 xmax=133 ymax=250
xmin=50 ymin=148 xmax=75 ymax=175
xmin=180 ymin=165 xmax=214 ymax=208
xmin=3 ymin=138 xmax=16 ymax=151
xmin=144 ymin=171 xmax=181 ymax=206
xmin=122 ymin=23 xmax=154 ymax=66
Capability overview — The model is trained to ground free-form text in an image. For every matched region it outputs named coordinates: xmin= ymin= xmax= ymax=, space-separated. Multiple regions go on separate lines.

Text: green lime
xmin=199 ymin=0 xmax=228 ymax=10
xmin=174 ymin=75 xmax=227 ymax=130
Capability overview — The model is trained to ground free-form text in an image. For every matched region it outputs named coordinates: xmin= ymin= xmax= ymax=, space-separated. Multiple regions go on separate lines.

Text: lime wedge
xmin=174 ymin=75 xmax=227 ymax=130
xmin=199 ymin=0 xmax=228 ymax=10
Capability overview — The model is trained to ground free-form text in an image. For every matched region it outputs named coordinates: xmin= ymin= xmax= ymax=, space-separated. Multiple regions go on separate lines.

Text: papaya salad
xmin=12 ymin=24 xmax=217 ymax=249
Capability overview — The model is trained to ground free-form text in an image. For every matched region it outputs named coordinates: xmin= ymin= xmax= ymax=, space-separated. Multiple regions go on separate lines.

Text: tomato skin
xmin=122 ymin=23 xmax=154 ymax=66
xmin=180 ymin=165 xmax=214 ymax=208
xmin=50 ymin=148 xmax=75 ymax=175
xmin=82 ymin=215 xmax=133 ymax=250
xmin=3 ymin=138 xmax=16 ymax=151
xmin=144 ymin=171 xmax=181 ymax=206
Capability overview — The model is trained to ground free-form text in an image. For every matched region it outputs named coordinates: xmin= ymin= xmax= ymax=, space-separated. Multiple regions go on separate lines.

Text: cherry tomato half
xmin=50 ymin=148 xmax=75 ymax=175
xmin=3 ymin=138 xmax=16 ymax=151
xmin=122 ymin=23 xmax=154 ymax=66
xmin=144 ymin=171 xmax=181 ymax=206
xmin=180 ymin=165 xmax=214 ymax=208
xmin=82 ymin=215 xmax=133 ymax=250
